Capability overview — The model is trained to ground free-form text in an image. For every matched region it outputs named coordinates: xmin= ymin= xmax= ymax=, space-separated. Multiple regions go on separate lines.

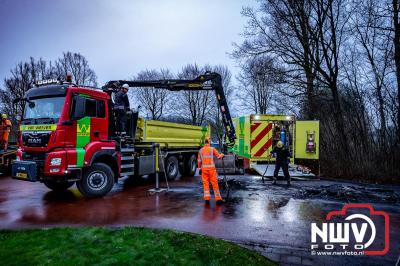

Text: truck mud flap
xmin=135 ymin=156 xmax=154 ymax=176
xmin=11 ymin=161 xmax=38 ymax=182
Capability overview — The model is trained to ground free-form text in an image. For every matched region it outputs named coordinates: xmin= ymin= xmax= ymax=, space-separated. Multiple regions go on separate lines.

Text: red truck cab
xmin=12 ymin=80 xmax=120 ymax=197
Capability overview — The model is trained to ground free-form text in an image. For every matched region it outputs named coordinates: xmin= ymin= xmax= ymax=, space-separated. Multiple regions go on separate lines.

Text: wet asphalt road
xmin=0 ymin=173 xmax=399 ymax=266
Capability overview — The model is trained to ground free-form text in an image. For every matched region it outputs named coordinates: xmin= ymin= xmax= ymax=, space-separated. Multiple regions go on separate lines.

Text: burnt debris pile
xmin=297 ymin=184 xmax=399 ymax=204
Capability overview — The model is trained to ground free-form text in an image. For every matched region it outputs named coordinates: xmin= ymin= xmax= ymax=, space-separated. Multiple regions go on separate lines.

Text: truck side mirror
xmin=71 ymin=96 xmax=86 ymax=120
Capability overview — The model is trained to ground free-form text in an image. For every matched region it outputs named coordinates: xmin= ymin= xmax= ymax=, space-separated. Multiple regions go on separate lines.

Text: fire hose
xmin=261 ymin=156 xmax=271 ymax=183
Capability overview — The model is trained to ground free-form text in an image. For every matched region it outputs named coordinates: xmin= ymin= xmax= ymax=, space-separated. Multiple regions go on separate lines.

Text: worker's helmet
xmin=276 ymin=141 xmax=284 ymax=148
xmin=1 ymin=114 xmax=7 ymax=119
xmin=122 ymin=84 xmax=129 ymax=90
xmin=204 ymin=137 xmax=211 ymax=144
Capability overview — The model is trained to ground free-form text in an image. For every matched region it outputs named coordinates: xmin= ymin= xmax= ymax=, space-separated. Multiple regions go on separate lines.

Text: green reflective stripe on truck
xmin=232 ymin=116 xmax=250 ymax=158
xmin=239 ymin=116 xmax=250 ymax=158
xmin=76 ymin=116 xmax=91 ymax=166
xmin=77 ymin=117 xmax=91 ymax=148
xmin=76 ymin=148 xmax=85 ymax=167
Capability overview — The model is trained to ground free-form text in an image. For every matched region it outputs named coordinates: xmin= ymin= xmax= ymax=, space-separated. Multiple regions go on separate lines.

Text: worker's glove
xmin=218 ymin=154 xmax=224 ymax=159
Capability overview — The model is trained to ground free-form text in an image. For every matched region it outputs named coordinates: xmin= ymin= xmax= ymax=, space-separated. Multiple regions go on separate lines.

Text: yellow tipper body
xmin=135 ymin=118 xmax=209 ymax=148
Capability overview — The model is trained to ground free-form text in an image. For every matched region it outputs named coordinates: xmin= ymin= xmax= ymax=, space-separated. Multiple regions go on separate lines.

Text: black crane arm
xmin=103 ymin=72 xmax=237 ymax=147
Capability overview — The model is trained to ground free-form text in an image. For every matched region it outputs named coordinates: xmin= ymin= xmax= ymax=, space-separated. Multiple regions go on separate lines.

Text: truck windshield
xmin=22 ymin=97 xmax=65 ymax=124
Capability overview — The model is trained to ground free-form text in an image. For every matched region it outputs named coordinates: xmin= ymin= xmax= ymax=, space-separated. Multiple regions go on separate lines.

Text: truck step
xmin=121 ymin=148 xmax=135 ymax=153
xmin=120 ymin=171 xmax=134 ymax=176
xmin=121 ymin=156 xmax=135 ymax=161
xmin=121 ymin=164 xmax=134 ymax=169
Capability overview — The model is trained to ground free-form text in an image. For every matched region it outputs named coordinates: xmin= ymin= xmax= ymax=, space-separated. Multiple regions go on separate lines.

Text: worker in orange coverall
xmin=1 ymin=114 xmax=12 ymax=151
xmin=198 ymin=137 xmax=224 ymax=206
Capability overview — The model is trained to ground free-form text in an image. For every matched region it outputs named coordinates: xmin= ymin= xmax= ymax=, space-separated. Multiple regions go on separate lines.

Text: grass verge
xmin=0 ymin=227 xmax=275 ymax=266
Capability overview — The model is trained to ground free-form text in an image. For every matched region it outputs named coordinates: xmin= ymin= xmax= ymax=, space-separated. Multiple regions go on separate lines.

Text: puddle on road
xmin=0 ymin=174 xmax=398 ymax=233
xmin=1 ymin=174 xmax=398 ymax=265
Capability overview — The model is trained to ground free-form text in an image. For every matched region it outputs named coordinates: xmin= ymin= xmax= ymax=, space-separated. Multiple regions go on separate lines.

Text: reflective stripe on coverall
xmin=1 ymin=119 xmax=11 ymax=151
xmin=1 ymin=119 xmax=11 ymax=142
xmin=198 ymin=144 xmax=222 ymax=201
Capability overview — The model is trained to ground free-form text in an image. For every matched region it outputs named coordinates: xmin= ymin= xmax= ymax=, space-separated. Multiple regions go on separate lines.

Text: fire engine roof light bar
xmin=35 ymin=78 xmax=60 ymax=87
xmin=34 ymin=74 xmax=74 ymax=87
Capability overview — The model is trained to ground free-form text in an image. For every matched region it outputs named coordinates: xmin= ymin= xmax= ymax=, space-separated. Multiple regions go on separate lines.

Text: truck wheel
xmin=183 ymin=154 xmax=197 ymax=177
xmin=43 ymin=180 xmax=74 ymax=192
xmin=165 ymin=156 xmax=179 ymax=180
xmin=77 ymin=163 xmax=114 ymax=198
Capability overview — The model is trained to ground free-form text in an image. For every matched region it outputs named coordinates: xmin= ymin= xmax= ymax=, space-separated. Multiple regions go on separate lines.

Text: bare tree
xmin=233 ymin=0 xmax=320 ymax=119
xmin=392 ymin=0 xmax=400 ymax=144
xmin=306 ymin=0 xmax=352 ymax=163
xmin=237 ymin=55 xmax=284 ymax=114
xmin=349 ymin=0 xmax=393 ymax=150
xmin=0 ymin=57 xmax=51 ymax=119
xmin=54 ymin=52 xmax=97 ymax=86
xmin=131 ymin=68 xmax=172 ymax=120
xmin=177 ymin=64 xmax=213 ymax=126
xmin=0 ymin=52 xmax=97 ymax=122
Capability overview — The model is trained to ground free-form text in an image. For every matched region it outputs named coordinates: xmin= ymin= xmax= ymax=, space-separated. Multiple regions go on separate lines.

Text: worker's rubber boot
xmin=272 ymin=178 xmax=277 ymax=185
xmin=216 ymin=199 xmax=224 ymax=206
xmin=287 ymin=179 xmax=291 ymax=186
xmin=204 ymin=200 xmax=210 ymax=206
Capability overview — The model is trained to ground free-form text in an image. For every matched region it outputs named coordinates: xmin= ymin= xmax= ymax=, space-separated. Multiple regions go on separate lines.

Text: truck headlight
xmin=50 ymin=158 xmax=62 ymax=166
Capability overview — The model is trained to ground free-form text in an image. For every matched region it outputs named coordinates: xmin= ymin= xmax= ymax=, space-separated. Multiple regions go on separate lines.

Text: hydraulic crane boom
xmin=103 ymin=72 xmax=236 ymax=147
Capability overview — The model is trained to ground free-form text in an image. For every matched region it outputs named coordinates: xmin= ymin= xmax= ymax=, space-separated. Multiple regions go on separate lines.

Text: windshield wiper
xmin=21 ymin=118 xmax=37 ymax=125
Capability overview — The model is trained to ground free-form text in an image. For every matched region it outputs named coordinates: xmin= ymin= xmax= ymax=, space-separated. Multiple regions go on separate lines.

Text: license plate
xmin=16 ymin=172 xmax=27 ymax=179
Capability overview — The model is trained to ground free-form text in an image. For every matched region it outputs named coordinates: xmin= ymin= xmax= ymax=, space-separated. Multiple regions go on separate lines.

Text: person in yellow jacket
xmin=198 ymin=137 xmax=224 ymax=205
xmin=1 ymin=114 xmax=12 ymax=151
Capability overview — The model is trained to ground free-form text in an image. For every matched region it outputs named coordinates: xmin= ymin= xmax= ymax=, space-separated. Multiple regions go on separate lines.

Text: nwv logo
xmin=310 ymin=204 xmax=390 ymax=256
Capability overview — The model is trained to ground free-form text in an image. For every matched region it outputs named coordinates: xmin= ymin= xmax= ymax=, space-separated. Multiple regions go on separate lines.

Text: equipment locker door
xmin=294 ymin=121 xmax=319 ymax=160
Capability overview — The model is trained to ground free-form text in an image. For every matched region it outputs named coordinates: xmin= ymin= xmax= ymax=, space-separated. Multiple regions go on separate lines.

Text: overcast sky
xmin=0 ymin=0 xmax=255 ymax=85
